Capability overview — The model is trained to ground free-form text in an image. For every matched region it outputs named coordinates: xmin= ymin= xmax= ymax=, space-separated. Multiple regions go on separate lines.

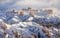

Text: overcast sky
xmin=0 ymin=0 xmax=60 ymax=11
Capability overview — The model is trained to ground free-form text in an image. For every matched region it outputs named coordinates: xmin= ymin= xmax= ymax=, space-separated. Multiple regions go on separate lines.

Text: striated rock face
xmin=0 ymin=9 xmax=60 ymax=38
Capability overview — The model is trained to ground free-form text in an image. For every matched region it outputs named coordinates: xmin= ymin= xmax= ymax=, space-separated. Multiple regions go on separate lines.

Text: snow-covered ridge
xmin=0 ymin=9 xmax=60 ymax=38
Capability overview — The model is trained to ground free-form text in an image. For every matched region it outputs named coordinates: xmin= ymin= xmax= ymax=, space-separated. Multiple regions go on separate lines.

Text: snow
xmin=0 ymin=9 xmax=60 ymax=38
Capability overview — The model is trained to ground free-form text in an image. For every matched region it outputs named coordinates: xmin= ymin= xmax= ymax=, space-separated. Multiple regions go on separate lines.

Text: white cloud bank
xmin=0 ymin=0 xmax=60 ymax=10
